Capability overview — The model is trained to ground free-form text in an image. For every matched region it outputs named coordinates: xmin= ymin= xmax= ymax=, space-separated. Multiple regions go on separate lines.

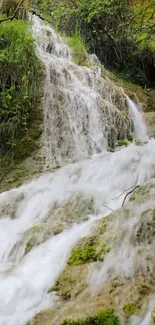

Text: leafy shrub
xmin=0 ymin=19 xmax=42 ymax=158
xmin=65 ymin=32 xmax=89 ymax=66
xmin=33 ymin=0 xmax=155 ymax=87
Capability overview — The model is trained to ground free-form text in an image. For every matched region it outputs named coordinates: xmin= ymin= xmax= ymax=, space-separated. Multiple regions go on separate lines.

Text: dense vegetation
xmin=33 ymin=0 xmax=155 ymax=87
xmin=0 ymin=17 xmax=42 ymax=167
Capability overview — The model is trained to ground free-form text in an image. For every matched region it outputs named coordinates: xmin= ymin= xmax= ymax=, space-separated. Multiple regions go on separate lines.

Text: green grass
xmin=0 ymin=19 xmax=42 ymax=158
xmin=65 ymin=33 xmax=89 ymax=66
xmin=61 ymin=309 xmax=120 ymax=325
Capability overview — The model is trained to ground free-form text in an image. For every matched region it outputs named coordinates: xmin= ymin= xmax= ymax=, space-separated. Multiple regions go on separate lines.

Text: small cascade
xmin=31 ymin=15 xmax=132 ymax=169
xmin=126 ymin=95 xmax=148 ymax=140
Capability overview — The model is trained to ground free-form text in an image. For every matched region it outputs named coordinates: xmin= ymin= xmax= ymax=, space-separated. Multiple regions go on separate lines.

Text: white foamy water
xmin=127 ymin=95 xmax=148 ymax=140
xmin=0 ymin=14 xmax=154 ymax=325
xmin=31 ymin=15 xmax=133 ymax=169
xmin=1 ymin=140 xmax=155 ymax=324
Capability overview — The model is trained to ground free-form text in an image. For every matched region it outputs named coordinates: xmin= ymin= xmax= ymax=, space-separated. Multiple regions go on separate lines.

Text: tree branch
xmin=103 ymin=204 xmax=114 ymax=213
xmin=0 ymin=0 xmax=25 ymax=24
xmin=122 ymin=185 xmax=140 ymax=207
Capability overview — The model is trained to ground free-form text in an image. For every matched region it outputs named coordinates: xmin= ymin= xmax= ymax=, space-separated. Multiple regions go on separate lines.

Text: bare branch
xmin=103 ymin=204 xmax=114 ymax=213
xmin=122 ymin=185 xmax=140 ymax=207
xmin=112 ymin=185 xmax=137 ymax=200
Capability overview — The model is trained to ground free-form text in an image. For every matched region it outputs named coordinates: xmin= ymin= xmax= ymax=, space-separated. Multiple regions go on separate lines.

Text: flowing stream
xmin=0 ymin=15 xmax=155 ymax=325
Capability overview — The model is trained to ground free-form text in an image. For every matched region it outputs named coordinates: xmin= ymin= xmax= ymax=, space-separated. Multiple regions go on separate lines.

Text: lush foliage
xmin=65 ymin=32 xmax=89 ymax=66
xmin=61 ymin=310 xmax=120 ymax=325
xmin=0 ymin=19 xmax=42 ymax=159
xmin=33 ymin=0 xmax=155 ymax=86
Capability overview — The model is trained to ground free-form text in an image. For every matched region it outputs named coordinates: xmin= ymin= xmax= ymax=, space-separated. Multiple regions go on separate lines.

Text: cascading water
xmin=31 ymin=15 xmax=132 ymax=169
xmin=0 ymin=14 xmax=155 ymax=325
xmin=126 ymin=95 xmax=148 ymax=140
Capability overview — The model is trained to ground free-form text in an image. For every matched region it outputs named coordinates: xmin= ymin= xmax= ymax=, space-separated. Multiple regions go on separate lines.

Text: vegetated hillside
xmin=32 ymin=0 xmax=155 ymax=87
xmin=0 ymin=2 xmax=44 ymax=189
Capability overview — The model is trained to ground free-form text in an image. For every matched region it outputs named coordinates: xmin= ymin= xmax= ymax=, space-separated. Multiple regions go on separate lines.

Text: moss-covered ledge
xmin=61 ymin=310 xmax=120 ymax=325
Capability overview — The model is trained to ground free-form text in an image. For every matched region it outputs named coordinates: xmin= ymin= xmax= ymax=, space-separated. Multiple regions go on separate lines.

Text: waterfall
xmin=31 ymin=15 xmax=132 ymax=169
xmin=126 ymin=95 xmax=148 ymax=140
xmin=0 ymin=15 xmax=155 ymax=325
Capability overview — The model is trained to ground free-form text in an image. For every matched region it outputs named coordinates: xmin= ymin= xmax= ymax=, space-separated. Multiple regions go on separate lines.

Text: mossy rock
xmin=61 ymin=309 xmax=120 ymax=325
xmin=135 ymin=139 xmax=148 ymax=146
xmin=48 ymin=265 xmax=87 ymax=300
xmin=106 ymin=72 xmax=155 ymax=113
xmin=123 ymin=302 xmax=138 ymax=319
xmin=144 ymin=112 xmax=155 ymax=137
xmin=0 ymin=192 xmax=25 ymax=218
xmin=136 ymin=208 xmax=155 ymax=243
xmin=0 ymin=150 xmax=44 ymax=192
xmin=68 ymin=236 xmax=109 ymax=266
xmin=25 ymin=239 xmax=36 ymax=254
xmin=23 ymin=222 xmax=63 ymax=255
xmin=118 ymin=139 xmax=130 ymax=147
xmin=129 ymin=183 xmax=155 ymax=203
xmin=47 ymin=195 xmax=95 ymax=226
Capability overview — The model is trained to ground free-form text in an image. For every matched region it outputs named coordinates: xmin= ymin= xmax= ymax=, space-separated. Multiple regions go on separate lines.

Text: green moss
xmin=123 ymin=302 xmax=138 ymax=319
xmin=118 ymin=139 xmax=130 ymax=147
xmin=68 ymin=236 xmax=109 ymax=266
xmin=97 ymin=219 xmax=107 ymax=235
xmin=30 ymin=225 xmax=44 ymax=233
xmin=0 ymin=152 xmax=43 ymax=192
xmin=127 ymin=133 xmax=134 ymax=142
xmin=152 ymin=310 xmax=155 ymax=324
xmin=25 ymin=239 xmax=35 ymax=254
xmin=61 ymin=309 xmax=120 ymax=325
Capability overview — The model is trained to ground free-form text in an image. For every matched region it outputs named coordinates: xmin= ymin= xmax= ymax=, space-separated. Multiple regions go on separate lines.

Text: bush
xmin=65 ymin=32 xmax=89 ymax=66
xmin=33 ymin=0 xmax=155 ymax=87
xmin=0 ymin=19 xmax=42 ymax=158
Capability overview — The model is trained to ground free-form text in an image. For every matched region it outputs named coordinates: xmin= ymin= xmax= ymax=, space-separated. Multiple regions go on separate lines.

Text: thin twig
xmin=112 ymin=185 xmax=136 ymax=200
xmin=122 ymin=185 xmax=140 ymax=207
xmin=103 ymin=204 xmax=114 ymax=212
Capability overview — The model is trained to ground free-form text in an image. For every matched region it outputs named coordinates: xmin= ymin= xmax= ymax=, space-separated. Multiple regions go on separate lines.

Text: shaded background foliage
xmin=32 ymin=0 xmax=155 ymax=87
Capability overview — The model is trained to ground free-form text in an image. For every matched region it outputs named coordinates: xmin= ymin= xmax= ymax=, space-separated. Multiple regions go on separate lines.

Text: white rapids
xmin=0 ymin=14 xmax=154 ymax=325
